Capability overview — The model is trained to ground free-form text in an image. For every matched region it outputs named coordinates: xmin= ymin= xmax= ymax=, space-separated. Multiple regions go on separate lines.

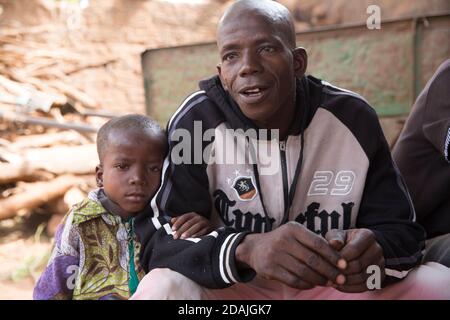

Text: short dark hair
xmin=96 ymin=114 xmax=166 ymax=162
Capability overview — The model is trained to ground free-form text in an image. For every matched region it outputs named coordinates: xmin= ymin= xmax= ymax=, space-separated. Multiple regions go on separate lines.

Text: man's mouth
xmin=238 ymin=85 xmax=270 ymax=103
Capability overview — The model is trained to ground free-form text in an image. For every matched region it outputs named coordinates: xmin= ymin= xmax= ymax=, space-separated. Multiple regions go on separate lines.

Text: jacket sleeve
xmin=135 ymin=94 xmax=255 ymax=289
xmin=357 ymin=116 xmax=426 ymax=286
xmin=136 ymin=214 xmax=254 ymax=289
xmin=422 ymin=59 xmax=450 ymax=163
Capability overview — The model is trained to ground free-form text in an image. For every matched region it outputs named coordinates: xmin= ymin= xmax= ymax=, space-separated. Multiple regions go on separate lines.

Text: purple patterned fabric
xmin=33 ymin=255 xmax=79 ymax=300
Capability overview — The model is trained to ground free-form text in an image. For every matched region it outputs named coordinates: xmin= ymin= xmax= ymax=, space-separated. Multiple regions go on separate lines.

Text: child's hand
xmin=171 ymin=212 xmax=213 ymax=239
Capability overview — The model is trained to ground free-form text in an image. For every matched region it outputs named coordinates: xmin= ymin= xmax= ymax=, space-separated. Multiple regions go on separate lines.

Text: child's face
xmin=96 ymin=128 xmax=166 ymax=215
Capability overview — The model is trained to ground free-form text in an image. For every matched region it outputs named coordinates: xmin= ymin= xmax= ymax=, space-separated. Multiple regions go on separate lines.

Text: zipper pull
xmin=280 ymin=140 xmax=286 ymax=151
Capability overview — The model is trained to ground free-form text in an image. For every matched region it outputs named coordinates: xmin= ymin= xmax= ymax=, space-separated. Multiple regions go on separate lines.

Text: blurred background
xmin=0 ymin=0 xmax=449 ymax=299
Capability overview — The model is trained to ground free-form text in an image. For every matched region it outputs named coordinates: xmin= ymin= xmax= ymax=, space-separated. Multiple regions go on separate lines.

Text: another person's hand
xmin=235 ymin=222 xmax=347 ymax=290
xmin=325 ymin=228 xmax=385 ymax=293
xmin=171 ymin=212 xmax=214 ymax=239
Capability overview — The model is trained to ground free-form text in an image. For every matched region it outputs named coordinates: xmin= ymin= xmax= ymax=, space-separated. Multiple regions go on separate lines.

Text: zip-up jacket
xmin=136 ymin=75 xmax=426 ymax=289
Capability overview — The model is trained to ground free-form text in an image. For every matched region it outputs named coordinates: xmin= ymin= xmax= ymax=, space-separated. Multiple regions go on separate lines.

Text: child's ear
xmin=95 ymin=164 xmax=104 ymax=188
xmin=292 ymin=47 xmax=308 ymax=78
xmin=217 ymin=63 xmax=229 ymax=91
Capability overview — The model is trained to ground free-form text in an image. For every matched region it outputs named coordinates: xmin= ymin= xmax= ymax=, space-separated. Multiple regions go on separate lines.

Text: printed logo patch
xmin=232 ymin=176 xmax=257 ymax=201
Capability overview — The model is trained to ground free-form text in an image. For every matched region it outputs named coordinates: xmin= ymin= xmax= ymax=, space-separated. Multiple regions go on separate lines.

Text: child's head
xmin=95 ymin=114 xmax=167 ymax=215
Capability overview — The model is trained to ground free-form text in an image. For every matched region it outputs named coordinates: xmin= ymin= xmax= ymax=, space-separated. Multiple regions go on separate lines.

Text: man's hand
xmin=171 ymin=212 xmax=214 ymax=239
xmin=325 ymin=228 xmax=385 ymax=293
xmin=235 ymin=222 xmax=347 ymax=290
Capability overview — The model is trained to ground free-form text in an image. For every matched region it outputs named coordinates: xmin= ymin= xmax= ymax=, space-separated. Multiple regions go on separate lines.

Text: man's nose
xmin=238 ymin=51 xmax=263 ymax=77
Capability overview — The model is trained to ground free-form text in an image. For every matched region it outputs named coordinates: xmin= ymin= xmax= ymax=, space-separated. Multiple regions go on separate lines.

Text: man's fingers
xmin=285 ymin=237 xmax=346 ymax=284
xmin=340 ymin=229 xmax=376 ymax=261
xmin=333 ymin=283 xmax=368 ymax=293
xmin=288 ymin=222 xmax=346 ymax=269
xmin=325 ymin=229 xmax=347 ymax=251
xmin=268 ymin=266 xmax=315 ymax=290
xmin=341 ymin=272 xmax=367 ymax=286
xmin=282 ymin=253 xmax=328 ymax=287
xmin=343 ymin=241 xmax=383 ymax=275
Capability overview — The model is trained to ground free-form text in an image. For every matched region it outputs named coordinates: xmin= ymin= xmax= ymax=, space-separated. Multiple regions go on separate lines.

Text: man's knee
xmin=405 ymin=262 xmax=450 ymax=299
xmin=131 ymin=268 xmax=204 ymax=300
xmin=423 ymin=233 xmax=450 ymax=267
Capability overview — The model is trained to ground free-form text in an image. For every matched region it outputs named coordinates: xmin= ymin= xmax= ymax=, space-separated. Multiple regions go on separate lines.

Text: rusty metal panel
xmin=142 ymin=13 xmax=450 ymax=125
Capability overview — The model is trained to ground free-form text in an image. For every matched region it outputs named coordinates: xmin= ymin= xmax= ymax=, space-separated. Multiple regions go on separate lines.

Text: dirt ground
xmin=0 ymin=211 xmax=52 ymax=299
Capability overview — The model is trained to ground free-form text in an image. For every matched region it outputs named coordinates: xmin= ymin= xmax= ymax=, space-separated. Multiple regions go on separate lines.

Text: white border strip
xmin=219 ymin=234 xmax=236 ymax=284
xmin=224 ymin=233 xmax=241 ymax=283
xmin=385 ymin=267 xmax=411 ymax=279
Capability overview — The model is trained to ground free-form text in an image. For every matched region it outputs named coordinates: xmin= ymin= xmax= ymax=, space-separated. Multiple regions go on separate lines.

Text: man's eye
xmin=115 ymin=164 xmax=128 ymax=170
xmin=260 ymin=46 xmax=276 ymax=53
xmin=223 ymin=52 xmax=237 ymax=61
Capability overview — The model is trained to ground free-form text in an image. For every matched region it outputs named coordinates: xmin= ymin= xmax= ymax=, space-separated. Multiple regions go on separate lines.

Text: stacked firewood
xmin=0 ymin=25 xmax=120 ymax=236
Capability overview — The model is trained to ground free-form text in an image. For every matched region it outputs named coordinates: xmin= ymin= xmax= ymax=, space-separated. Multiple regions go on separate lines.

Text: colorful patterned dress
xmin=33 ymin=189 xmax=146 ymax=300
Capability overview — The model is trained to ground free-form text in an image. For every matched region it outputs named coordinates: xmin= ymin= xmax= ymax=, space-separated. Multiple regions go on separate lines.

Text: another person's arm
xmin=171 ymin=212 xmax=214 ymax=239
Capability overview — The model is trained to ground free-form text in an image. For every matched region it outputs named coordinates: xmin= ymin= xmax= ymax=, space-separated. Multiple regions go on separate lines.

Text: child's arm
xmin=33 ymin=211 xmax=80 ymax=300
xmin=171 ymin=212 xmax=214 ymax=239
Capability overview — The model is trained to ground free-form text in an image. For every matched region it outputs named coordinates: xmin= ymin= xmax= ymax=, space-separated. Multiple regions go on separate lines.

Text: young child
xmin=33 ymin=114 xmax=212 ymax=300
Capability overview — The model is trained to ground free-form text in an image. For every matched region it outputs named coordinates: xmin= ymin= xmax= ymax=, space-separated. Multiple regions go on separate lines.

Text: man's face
xmin=96 ymin=129 xmax=166 ymax=214
xmin=217 ymin=13 xmax=302 ymax=126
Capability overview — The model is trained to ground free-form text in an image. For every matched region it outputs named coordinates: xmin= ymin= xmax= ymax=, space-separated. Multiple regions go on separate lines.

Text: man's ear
xmin=292 ymin=47 xmax=308 ymax=77
xmin=216 ymin=63 xmax=229 ymax=91
xmin=95 ymin=164 xmax=104 ymax=188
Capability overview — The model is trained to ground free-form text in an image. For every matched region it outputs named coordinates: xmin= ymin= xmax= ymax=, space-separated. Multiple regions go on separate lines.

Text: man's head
xmin=216 ymin=0 xmax=307 ymax=129
xmin=96 ymin=114 xmax=167 ymax=215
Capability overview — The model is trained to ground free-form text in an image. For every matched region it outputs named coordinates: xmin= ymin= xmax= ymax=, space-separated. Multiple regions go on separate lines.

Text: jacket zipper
xmin=279 ymin=140 xmax=289 ymax=223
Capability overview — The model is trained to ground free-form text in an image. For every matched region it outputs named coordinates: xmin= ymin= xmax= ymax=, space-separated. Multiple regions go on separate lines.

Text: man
xmin=393 ymin=59 xmax=450 ymax=267
xmin=132 ymin=0 xmax=450 ymax=299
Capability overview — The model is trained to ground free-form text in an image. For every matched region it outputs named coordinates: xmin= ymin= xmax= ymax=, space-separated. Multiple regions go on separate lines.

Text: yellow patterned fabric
xmin=33 ymin=191 xmax=145 ymax=300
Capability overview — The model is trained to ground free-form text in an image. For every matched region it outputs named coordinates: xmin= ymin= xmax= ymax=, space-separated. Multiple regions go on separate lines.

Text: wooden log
xmin=64 ymin=58 xmax=118 ymax=75
xmin=0 ymin=175 xmax=83 ymax=221
xmin=2 ymin=71 xmax=67 ymax=106
xmin=0 ymin=110 xmax=99 ymax=133
xmin=10 ymin=131 xmax=86 ymax=149
xmin=49 ymin=80 xmax=100 ymax=109
xmin=0 ymin=144 xmax=98 ymax=184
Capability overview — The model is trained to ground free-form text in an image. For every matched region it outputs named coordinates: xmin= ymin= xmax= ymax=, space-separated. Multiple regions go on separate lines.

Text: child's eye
xmin=149 ymin=166 xmax=162 ymax=173
xmin=114 ymin=163 xmax=128 ymax=170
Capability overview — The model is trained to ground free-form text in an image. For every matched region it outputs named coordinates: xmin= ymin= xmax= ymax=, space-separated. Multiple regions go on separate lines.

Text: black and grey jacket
xmin=135 ymin=75 xmax=426 ymax=289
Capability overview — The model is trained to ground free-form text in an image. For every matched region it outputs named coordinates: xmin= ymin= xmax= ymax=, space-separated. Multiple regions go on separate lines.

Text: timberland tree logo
xmin=232 ymin=176 xmax=257 ymax=201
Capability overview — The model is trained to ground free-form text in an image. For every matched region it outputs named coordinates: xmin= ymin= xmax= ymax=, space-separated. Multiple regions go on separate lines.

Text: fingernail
xmin=336 ymin=274 xmax=346 ymax=285
xmin=173 ymin=232 xmax=178 ymax=239
xmin=181 ymin=233 xmax=187 ymax=239
xmin=338 ymin=259 xmax=347 ymax=270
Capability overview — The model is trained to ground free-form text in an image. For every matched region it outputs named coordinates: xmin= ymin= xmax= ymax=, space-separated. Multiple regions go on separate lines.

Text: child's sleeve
xmin=33 ymin=211 xmax=81 ymax=300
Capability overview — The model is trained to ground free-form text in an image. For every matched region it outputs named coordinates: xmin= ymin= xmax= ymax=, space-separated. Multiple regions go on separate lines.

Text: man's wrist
xmin=235 ymin=233 xmax=256 ymax=270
